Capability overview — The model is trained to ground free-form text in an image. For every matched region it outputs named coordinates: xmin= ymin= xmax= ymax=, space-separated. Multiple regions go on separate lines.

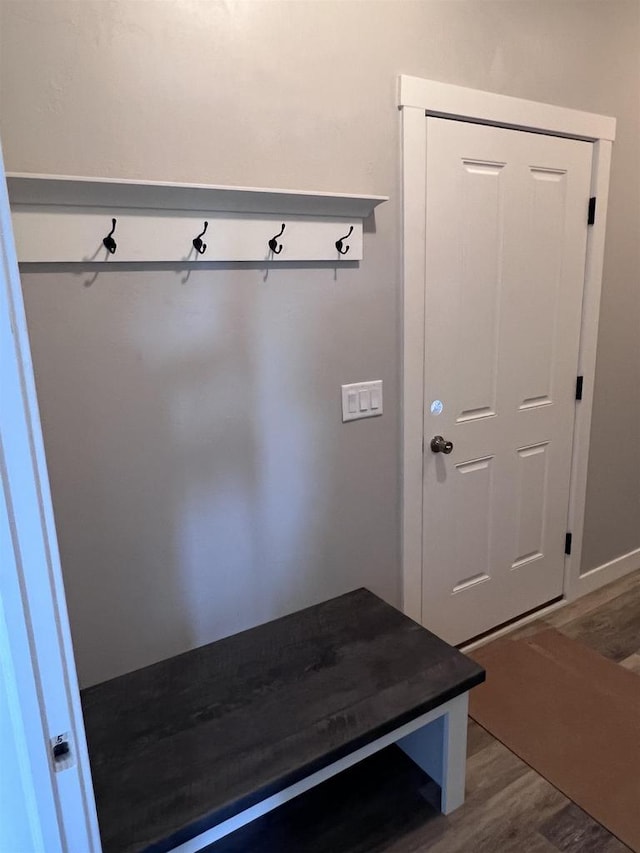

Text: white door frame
xmin=399 ymin=75 xmax=617 ymax=625
xmin=0 ymin=138 xmax=101 ymax=850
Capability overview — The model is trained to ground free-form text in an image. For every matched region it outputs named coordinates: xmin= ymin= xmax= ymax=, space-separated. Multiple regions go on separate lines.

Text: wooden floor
xmin=210 ymin=569 xmax=640 ymax=853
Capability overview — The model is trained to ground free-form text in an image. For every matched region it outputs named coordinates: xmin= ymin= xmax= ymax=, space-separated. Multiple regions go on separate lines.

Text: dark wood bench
xmin=81 ymin=588 xmax=485 ymax=853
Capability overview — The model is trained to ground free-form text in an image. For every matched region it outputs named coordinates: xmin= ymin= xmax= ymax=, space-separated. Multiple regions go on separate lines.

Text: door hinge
xmin=588 ymin=196 xmax=597 ymax=225
xmin=565 ymin=532 xmax=573 ymax=556
xmin=575 ymin=375 xmax=584 ymax=401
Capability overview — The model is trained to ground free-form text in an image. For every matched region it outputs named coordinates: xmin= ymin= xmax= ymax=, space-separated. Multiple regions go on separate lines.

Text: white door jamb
xmin=0 ymin=138 xmax=101 ymax=851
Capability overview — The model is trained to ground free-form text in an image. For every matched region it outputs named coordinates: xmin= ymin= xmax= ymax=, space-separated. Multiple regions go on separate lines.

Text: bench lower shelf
xmin=207 ymin=742 xmax=445 ymax=853
xmin=169 ymin=693 xmax=469 ymax=852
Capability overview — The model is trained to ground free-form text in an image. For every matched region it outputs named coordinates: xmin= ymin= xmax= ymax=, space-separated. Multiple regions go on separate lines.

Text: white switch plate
xmin=341 ymin=380 xmax=383 ymax=422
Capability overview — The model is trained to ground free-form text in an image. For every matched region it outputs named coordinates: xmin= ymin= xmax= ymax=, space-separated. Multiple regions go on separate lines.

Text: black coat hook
xmin=193 ymin=221 xmax=208 ymax=255
xmin=269 ymin=223 xmax=285 ymax=255
xmin=103 ymin=218 xmax=117 ymax=254
xmin=336 ymin=226 xmax=354 ymax=256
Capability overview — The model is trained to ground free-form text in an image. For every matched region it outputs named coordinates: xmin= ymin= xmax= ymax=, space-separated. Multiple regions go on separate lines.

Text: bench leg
xmin=396 ymin=692 xmax=468 ymax=814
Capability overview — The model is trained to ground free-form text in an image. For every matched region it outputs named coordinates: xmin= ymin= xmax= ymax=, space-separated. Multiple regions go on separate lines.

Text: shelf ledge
xmin=6 ymin=173 xmax=388 ymax=219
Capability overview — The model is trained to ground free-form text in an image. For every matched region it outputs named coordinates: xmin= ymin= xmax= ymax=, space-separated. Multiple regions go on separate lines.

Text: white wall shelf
xmin=6 ymin=173 xmax=388 ymax=264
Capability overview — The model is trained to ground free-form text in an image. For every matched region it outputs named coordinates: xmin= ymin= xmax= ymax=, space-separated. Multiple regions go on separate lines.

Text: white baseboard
xmin=576 ymin=546 xmax=640 ymax=597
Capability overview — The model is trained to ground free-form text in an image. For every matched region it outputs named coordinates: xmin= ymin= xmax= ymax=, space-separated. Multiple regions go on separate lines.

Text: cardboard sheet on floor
xmin=469 ymin=628 xmax=640 ymax=852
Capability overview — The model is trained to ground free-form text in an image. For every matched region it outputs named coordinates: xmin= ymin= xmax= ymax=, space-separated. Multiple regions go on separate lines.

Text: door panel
xmin=422 ymin=118 xmax=592 ymax=643
xmin=454 ymin=160 xmax=503 ymax=423
xmin=513 ymin=441 xmax=548 ymax=568
xmin=453 ymin=455 xmax=494 ymax=587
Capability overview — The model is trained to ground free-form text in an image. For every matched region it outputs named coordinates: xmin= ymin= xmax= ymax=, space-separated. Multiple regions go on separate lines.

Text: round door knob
xmin=430 ymin=435 xmax=454 ymax=454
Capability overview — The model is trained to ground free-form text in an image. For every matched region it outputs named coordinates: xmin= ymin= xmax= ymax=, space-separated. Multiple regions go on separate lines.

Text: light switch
xmin=341 ymin=381 xmax=383 ymax=422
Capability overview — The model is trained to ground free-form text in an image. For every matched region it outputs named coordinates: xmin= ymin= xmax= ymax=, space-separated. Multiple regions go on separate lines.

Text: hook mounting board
xmin=6 ymin=174 xmax=388 ymax=265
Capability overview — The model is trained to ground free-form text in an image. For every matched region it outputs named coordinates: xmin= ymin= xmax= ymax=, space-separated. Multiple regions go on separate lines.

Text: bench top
xmin=81 ymin=588 xmax=484 ymax=853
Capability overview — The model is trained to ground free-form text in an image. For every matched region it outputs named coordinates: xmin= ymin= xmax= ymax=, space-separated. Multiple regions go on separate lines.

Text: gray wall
xmin=1 ymin=0 xmax=638 ymax=686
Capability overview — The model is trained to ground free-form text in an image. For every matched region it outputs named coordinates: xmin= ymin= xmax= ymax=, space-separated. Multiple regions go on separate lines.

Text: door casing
xmin=0 ymin=139 xmax=101 ymax=850
xmin=399 ymin=76 xmax=617 ymax=626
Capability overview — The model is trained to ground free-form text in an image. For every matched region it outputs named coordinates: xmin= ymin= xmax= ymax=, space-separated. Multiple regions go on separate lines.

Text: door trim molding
xmin=399 ymin=76 xmax=616 ymax=142
xmin=0 ymin=142 xmax=101 ymax=849
xmin=399 ymin=76 xmax=616 ymax=624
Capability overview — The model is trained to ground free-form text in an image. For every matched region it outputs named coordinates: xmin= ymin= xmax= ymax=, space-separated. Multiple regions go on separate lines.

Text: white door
xmin=422 ymin=118 xmax=592 ymax=644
